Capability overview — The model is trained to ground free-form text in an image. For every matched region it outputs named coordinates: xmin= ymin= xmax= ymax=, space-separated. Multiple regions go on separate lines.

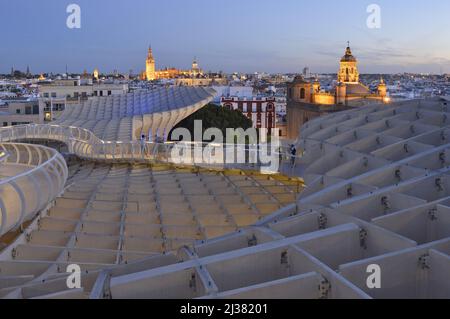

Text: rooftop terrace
xmin=0 ymin=96 xmax=449 ymax=299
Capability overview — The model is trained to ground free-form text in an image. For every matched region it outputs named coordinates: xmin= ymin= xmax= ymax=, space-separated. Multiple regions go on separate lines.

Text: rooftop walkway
xmin=1 ymin=98 xmax=450 ymax=298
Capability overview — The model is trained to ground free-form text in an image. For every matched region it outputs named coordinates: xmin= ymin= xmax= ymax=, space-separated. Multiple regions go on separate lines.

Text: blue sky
xmin=1 ymin=0 xmax=450 ymax=74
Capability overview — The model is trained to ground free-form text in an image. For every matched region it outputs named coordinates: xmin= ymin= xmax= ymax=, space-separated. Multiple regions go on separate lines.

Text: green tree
xmin=169 ymin=104 xmax=253 ymax=141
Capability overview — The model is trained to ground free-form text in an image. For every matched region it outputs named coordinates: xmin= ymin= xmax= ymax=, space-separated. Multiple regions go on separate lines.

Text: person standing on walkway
xmin=140 ymin=134 xmax=146 ymax=157
xmin=290 ymin=144 xmax=297 ymax=167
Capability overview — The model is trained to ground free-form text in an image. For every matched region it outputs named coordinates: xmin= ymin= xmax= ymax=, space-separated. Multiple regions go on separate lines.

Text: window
xmin=3 ymin=122 xmax=8 ymax=127
xmin=16 ymin=109 xmax=21 ymax=114
xmin=300 ymin=88 xmax=305 ymax=99
xmin=51 ymin=92 xmax=57 ymax=98
xmin=33 ymin=105 xmax=39 ymax=114
xmin=108 ymin=91 xmax=112 ymax=96
xmin=43 ymin=93 xmax=49 ymax=98
xmin=94 ymin=91 xmax=98 ymax=96
xmin=25 ymin=106 xmax=32 ymax=115
xmin=100 ymin=91 xmax=103 ymax=96
xmin=288 ymin=88 xmax=292 ymax=99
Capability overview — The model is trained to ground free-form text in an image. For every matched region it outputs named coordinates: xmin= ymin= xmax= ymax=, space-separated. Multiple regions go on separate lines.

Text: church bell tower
xmin=338 ymin=42 xmax=359 ymax=84
xmin=146 ymin=46 xmax=156 ymax=81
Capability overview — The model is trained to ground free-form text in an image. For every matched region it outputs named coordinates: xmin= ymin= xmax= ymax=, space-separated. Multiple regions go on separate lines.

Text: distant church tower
xmin=192 ymin=58 xmax=199 ymax=71
xmin=93 ymin=68 xmax=99 ymax=81
xmin=338 ymin=42 xmax=359 ymax=84
xmin=377 ymin=77 xmax=387 ymax=98
xmin=146 ymin=46 xmax=156 ymax=81
xmin=191 ymin=57 xmax=201 ymax=77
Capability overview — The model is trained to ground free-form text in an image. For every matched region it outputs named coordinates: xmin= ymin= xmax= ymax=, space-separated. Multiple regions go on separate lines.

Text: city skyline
xmin=2 ymin=0 xmax=450 ymax=74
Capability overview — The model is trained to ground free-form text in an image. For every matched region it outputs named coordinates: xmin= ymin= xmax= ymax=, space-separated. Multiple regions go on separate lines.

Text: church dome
xmin=292 ymin=75 xmax=309 ymax=84
xmin=341 ymin=45 xmax=357 ymax=62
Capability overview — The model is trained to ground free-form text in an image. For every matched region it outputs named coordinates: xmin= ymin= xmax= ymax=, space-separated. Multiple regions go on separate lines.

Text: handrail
xmin=0 ymin=123 xmax=303 ymax=238
xmin=0 ymin=124 xmax=305 ymax=175
xmin=0 ymin=144 xmax=65 ymax=186
xmin=0 ymin=142 xmax=68 ymax=237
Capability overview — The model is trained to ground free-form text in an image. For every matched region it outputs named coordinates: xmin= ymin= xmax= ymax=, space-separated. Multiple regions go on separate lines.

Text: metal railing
xmin=0 ymin=142 xmax=68 ymax=237
xmin=0 ymin=124 xmax=304 ymax=175
xmin=0 ymin=123 xmax=305 ymax=239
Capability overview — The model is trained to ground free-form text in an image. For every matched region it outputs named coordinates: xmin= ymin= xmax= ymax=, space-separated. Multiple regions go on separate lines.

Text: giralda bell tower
xmin=146 ymin=46 xmax=156 ymax=81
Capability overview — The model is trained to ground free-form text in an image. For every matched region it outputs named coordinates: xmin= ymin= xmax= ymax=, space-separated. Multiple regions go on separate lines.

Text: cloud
xmin=357 ymin=48 xmax=416 ymax=61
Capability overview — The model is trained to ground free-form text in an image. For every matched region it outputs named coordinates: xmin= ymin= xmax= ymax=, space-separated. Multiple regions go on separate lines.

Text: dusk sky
xmin=1 ymin=0 xmax=450 ymax=74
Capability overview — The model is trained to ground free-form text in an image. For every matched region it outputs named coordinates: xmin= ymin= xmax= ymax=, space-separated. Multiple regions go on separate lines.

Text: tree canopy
xmin=169 ymin=104 xmax=253 ymax=141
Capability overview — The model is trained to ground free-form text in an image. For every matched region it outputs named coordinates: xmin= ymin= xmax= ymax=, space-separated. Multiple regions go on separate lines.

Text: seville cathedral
xmin=141 ymin=46 xmax=204 ymax=81
xmin=287 ymin=43 xmax=388 ymax=139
